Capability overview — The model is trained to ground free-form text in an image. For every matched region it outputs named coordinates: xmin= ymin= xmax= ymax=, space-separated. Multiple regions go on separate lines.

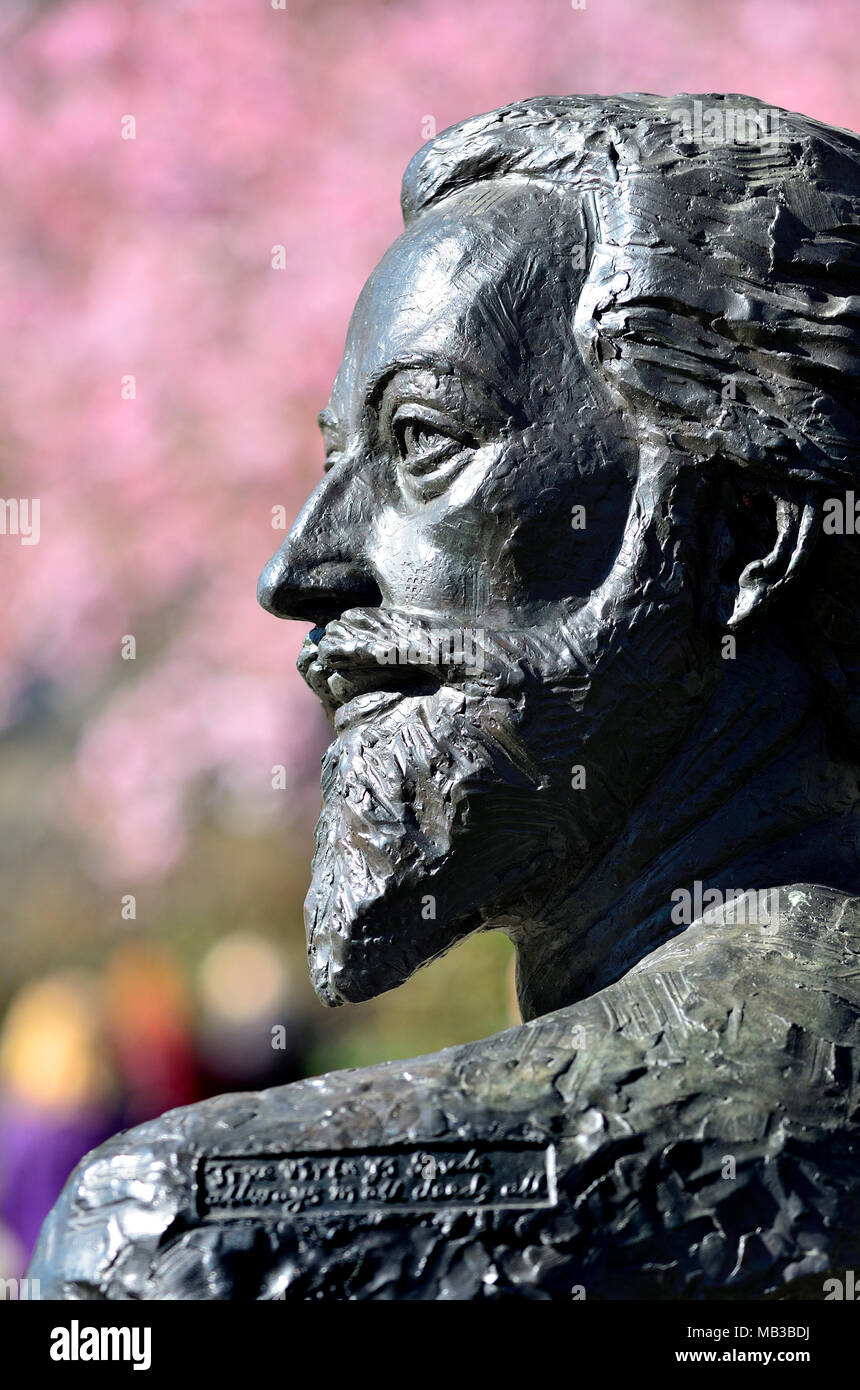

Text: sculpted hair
xmin=402 ymin=94 xmax=860 ymax=754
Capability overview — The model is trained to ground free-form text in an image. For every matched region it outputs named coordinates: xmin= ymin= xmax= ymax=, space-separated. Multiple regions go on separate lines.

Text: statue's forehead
xmin=329 ymin=182 xmax=566 ymax=422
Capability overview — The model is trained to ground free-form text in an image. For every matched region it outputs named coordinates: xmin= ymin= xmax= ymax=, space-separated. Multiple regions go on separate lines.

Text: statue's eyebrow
xmin=364 ymin=357 xmax=449 ymax=408
xmin=363 ymin=354 xmax=519 ymax=422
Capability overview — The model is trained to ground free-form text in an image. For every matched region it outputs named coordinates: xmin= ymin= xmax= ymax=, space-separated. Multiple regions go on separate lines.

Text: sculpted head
xmin=259 ymin=95 xmax=860 ymax=1020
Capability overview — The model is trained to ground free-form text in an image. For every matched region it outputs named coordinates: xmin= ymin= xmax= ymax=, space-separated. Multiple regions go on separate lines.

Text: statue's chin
xmin=305 ymin=871 xmax=486 ymax=1008
xmin=307 ymin=931 xmax=403 ymax=1007
xmin=306 ymin=910 xmax=442 ymax=1007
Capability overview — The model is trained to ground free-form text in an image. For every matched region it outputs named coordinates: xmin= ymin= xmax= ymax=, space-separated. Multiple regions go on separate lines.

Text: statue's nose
xmin=257 ymin=548 xmax=381 ymax=627
xmin=257 ymin=481 xmax=381 ymax=627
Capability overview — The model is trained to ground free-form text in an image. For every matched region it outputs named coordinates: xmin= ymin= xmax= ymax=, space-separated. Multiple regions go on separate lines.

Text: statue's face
xmin=260 ymin=181 xmax=720 ymax=1010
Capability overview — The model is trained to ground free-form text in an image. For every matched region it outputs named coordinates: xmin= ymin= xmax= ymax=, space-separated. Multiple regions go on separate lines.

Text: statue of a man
xmin=32 ymin=94 xmax=860 ymax=1300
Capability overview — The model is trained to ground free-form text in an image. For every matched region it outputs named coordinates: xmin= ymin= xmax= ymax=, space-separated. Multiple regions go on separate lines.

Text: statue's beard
xmin=298 ymin=597 xmax=601 ymax=1006
xmin=305 ymin=681 xmax=559 ymax=1005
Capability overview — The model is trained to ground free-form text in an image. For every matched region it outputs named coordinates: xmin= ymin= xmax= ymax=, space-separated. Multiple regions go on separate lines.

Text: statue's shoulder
xmin=29 ymin=884 xmax=860 ymax=1300
xmin=627 ymin=881 xmax=860 ymax=1011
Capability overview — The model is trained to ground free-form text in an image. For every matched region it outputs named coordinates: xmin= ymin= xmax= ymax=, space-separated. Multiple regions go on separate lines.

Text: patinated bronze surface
xmin=31 ymin=95 xmax=860 ymax=1299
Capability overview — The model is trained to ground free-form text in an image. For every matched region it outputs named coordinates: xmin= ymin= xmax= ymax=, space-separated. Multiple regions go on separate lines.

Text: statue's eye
xmin=397 ymin=420 xmax=450 ymax=461
xmin=391 ymin=406 xmax=473 ymax=491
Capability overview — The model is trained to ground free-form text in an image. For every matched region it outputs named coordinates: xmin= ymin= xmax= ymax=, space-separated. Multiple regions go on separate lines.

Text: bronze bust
xmin=31 ymin=94 xmax=860 ymax=1300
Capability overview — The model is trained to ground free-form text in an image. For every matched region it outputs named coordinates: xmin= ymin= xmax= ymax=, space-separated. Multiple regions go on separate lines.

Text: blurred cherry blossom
xmin=0 ymin=0 xmax=856 ymax=879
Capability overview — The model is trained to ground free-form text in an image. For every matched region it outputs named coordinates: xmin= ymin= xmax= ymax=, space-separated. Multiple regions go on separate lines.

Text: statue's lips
xmin=297 ymin=624 xmax=441 ymax=730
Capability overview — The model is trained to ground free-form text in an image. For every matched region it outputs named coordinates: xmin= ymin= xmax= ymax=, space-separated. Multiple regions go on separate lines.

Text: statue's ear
xmin=726 ymin=492 xmax=819 ymax=630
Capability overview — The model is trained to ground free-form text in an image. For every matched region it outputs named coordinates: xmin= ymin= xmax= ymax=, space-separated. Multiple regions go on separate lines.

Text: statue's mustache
xmin=297 ymin=607 xmax=515 ymax=727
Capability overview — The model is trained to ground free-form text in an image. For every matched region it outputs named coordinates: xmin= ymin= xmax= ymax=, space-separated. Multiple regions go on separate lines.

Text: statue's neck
xmin=513 ymin=653 xmax=860 ymax=1020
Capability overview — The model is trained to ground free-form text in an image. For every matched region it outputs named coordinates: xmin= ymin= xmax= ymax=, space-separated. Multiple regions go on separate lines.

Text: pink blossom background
xmin=1 ymin=0 xmax=858 ymax=882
